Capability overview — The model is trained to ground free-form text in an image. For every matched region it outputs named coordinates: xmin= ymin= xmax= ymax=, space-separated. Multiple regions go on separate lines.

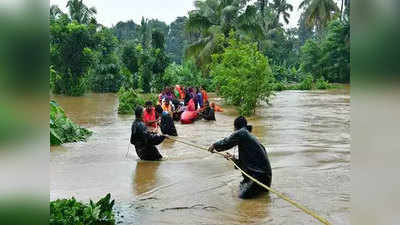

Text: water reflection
xmin=133 ymin=161 xmax=161 ymax=195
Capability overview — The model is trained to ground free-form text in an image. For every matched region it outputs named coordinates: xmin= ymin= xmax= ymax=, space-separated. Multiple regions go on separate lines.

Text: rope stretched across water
xmin=165 ymin=135 xmax=331 ymax=225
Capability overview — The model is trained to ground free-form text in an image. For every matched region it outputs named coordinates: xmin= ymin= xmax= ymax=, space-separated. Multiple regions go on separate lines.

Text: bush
xmin=297 ymin=74 xmax=313 ymax=90
xmin=117 ymin=87 xmax=158 ymax=114
xmin=50 ymin=193 xmax=115 ymax=225
xmin=210 ymin=32 xmax=274 ymax=116
xmin=117 ymin=87 xmax=144 ymax=114
xmin=50 ymin=100 xmax=92 ymax=146
xmin=159 ymin=60 xmax=209 ymax=91
xmin=272 ymin=82 xmax=287 ymax=91
xmin=315 ymin=77 xmax=332 ymax=89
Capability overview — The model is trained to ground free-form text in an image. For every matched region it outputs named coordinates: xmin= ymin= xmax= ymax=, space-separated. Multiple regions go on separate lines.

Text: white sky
xmin=50 ymin=0 xmax=341 ymax=29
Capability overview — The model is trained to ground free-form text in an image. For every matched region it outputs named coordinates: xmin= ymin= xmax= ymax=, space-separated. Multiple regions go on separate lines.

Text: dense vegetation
xmin=50 ymin=193 xmax=115 ymax=225
xmin=211 ymin=32 xmax=274 ymax=115
xmin=50 ymin=0 xmax=350 ymax=115
xmin=50 ymin=100 xmax=92 ymax=146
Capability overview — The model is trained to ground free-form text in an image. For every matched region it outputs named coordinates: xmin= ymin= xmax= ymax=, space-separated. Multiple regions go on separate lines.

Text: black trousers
xmin=239 ymin=171 xmax=271 ymax=199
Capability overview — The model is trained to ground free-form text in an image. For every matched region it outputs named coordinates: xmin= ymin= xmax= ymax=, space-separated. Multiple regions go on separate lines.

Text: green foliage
xmin=299 ymin=0 xmax=339 ymax=32
xmin=117 ymin=87 xmax=143 ymax=114
xmin=297 ymin=74 xmax=313 ymax=90
xmin=300 ymin=19 xmax=350 ymax=83
xmin=112 ymin=20 xmax=139 ymax=41
xmin=210 ymin=33 xmax=273 ymax=116
xmin=300 ymin=39 xmax=323 ymax=79
xmin=117 ymin=87 xmax=157 ymax=114
xmin=319 ymin=19 xmax=350 ymax=83
xmin=50 ymin=193 xmax=115 ymax=225
xmin=66 ymin=0 xmax=98 ymax=25
xmin=315 ymin=77 xmax=331 ymax=89
xmin=160 ymin=60 xmax=209 ymax=91
xmin=50 ymin=100 xmax=92 ymax=146
xmin=50 ymin=20 xmax=97 ymax=96
xmin=166 ymin=17 xmax=187 ymax=64
xmin=50 ymin=65 xmax=61 ymax=91
xmin=272 ymin=82 xmax=288 ymax=91
xmin=89 ymin=28 xmax=123 ymax=93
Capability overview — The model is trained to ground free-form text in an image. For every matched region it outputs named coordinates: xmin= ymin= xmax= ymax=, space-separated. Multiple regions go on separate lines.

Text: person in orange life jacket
xmin=208 ymin=116 xmax=272 ymax=199
xmin=143 ymin=101 xmax=158 ymax=131
xmin=162 ymin=99 xmax=173 ymax=117
xmin=201 ymin=87 xmax=208 ymax=103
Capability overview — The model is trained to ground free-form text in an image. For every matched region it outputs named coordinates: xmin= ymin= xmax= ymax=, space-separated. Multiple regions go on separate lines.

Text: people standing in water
xmin=199 ymin=101 xmax=215 ymax=121
xmin=130 ymin=106 xmax=166 ymax=161
xmin=155 ymin=105 xmax=178 ymax=136
xmin=208 ymin=116 xmax=272 ymax=199
xmin=162 ymin=99 xmax=173 ymax=117
xmin=142 ymin=101 xmax=158 ymax=132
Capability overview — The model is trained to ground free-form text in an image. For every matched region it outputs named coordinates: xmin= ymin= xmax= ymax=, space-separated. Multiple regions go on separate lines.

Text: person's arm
xmin=143 ymin=127 xmax=166 ymax=145
xmin=209 ymin=130 xmax=241 ymax=152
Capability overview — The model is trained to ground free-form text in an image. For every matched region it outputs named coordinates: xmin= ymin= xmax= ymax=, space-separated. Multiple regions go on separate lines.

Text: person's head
xmin=145 ymin=101 xmax=153 ymax=111
xmin=155 ymin=104 xmax=163 ymax=114
xmin=210 ymin=102 xmax=215 ymax=108
xmin=234 ymin=116 xmax=252 ymax=132
xmin=135 ymin=106 xmax=143 ymax=120
xmin=165 ymin=100 xmax=170 ymax=106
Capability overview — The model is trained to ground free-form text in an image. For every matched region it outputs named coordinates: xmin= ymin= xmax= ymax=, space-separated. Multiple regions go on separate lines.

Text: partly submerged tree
xmin=298 ymin=0 xmax=339 ymax=32
xmin=66 ymin=0 xmax=97 ymax=24
xmin=210 ymin=31 xmax=274 ymax=116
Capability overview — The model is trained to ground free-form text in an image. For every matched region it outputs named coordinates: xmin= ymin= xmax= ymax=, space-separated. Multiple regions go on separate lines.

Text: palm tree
xmin=298 ymin=0 xmax=339 ymax=32
xmin=50 ymin=5 xmax=64 ymax=21
xmin=272 ymin=0 xmax=293 ymax=25
xmin=185 ymin=0 xmax=259 ymax=71
xmin=66 ymin=0 xmax=97 ymax=24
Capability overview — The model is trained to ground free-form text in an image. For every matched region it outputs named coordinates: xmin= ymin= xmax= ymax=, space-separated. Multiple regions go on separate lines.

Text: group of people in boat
xmin=158 ymin=85 xmax=222 ymax=124
xmin=130 ymin=85 xmax=272 ymax=199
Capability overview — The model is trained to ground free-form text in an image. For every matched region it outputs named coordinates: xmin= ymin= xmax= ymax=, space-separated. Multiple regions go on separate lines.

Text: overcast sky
xmin=50 ymin=0 xmax=340 ymax=29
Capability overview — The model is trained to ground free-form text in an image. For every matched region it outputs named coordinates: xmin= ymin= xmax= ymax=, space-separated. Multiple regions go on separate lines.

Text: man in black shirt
xmin=130 ymin=106 xmax=166 ymax=160
xmin=208 ymin=116 xmax=272 ymax=199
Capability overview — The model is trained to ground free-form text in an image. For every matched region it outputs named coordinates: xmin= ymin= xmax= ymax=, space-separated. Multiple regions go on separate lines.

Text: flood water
xmin=50 ymin=88 xmax=350 ymax=225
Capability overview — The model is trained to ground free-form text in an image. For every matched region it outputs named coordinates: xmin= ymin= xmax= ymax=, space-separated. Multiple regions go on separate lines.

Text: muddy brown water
xmin=50 ymin=88 xmax=350 ymax=225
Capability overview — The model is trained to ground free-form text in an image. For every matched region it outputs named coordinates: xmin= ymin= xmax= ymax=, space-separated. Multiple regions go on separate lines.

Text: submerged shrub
xmin=315 ymin=77 xmax=332 ymax=89
xmin=50 ymin=100 xmax=92 ymax=146
xmin=50 ymin=193 xmax=115 ymax=225
xmin=272 ymin=82 xmax=287 ymax=91
xmin=117 ymin=87 xmax=144 ymax=114
xmin=297 ymin=74 xmax=313 ymax=90
xmin=117 ymin=87 xmax=157 ymax=114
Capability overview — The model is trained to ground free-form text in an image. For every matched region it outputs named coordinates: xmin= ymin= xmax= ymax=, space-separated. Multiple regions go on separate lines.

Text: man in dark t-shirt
xmin=208 ymin=116 xmax=272 ymax=199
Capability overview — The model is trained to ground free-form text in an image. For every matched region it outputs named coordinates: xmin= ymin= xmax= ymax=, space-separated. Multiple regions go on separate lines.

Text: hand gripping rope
xmin=165 ymin=135 xmax=331 ymax=225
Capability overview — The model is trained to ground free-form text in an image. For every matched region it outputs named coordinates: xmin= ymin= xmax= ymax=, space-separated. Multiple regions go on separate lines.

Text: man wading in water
xmin=130 ymin=106 xmax=166 ymax=160
xmin=208 ymin=116 xmax=272 ymax=199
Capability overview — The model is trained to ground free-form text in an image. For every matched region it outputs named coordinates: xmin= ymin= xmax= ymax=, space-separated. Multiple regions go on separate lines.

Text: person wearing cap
xmin=130 ymin=106 xmax=166 ymax=161
xmin=208 ymin=116 xmax=272 ymax=199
